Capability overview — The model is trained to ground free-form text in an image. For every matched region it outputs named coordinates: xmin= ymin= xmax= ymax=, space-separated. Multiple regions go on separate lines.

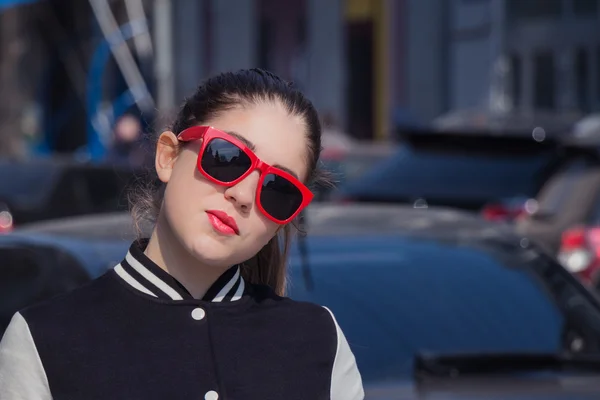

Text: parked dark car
xmin=516 ymin=157 xmax=600 ymax=254
xmin=0 ymin=157 xmax=150 ymax=229
xmin=516 ymin=114 xmax=600 ymax=284
xmin=295 ymin=204 xmax=600 ymax=399
xmin=336 ymin=129 xmax=595 ymax=214
xmin=337 ymin=109 xmax=589 ymax=219
xmin=4 ymin=205 xmax=600 ymax=399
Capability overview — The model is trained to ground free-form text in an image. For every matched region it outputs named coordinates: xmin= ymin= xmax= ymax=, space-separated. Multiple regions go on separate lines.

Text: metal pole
xmin=153 ymin=0 xmax=175 ymax=112
xmin=488 ymin=0 xmax=508 ymax=112
xmin=124 ymin=0 xmax=154 ymax=58
xmin=88 ymin=0 xmax=155 ymax=112
xmin=87 ymin=21 xmax=149 ymax=160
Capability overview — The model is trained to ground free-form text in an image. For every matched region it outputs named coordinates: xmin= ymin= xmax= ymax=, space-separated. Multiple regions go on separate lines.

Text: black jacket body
xmin=0 ymin=241 xmax=364 ymax=400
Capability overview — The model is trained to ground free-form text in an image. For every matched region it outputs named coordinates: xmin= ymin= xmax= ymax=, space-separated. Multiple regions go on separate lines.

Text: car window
xmin=288 ymin=236 xmax=600 ymax=383
xmin=342 ymin=146 xmax=557 ymax=203
xmin=535 ymin=158 xmax=598 ymax=217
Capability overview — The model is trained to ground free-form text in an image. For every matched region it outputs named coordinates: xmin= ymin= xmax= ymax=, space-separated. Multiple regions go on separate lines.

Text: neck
xmin=144 ymin=213 xmax=227 ymax=299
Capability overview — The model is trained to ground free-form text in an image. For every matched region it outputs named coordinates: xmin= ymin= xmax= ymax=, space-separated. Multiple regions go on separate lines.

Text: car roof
xmin=431 ymin=108 xmax=582 ymax=137
xmin=14 ymin=212 xmax=147 ymax=241
xmin=305 ymin=203 xmax=516 ymax=239
xmin=13 ymin=204 xmax=517 ymax=243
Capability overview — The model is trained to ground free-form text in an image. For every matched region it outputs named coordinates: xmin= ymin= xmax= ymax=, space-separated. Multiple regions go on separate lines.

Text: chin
xmin=186 ymin=233 xmax=239 ymax=268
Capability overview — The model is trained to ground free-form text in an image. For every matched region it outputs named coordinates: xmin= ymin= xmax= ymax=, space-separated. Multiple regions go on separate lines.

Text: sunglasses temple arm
xmin=298 ymin=210 xmax=314 ymax=292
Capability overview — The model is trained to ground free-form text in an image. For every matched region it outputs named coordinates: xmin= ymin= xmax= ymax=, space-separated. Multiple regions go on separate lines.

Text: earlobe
xmin=155 ymin=131 xmax=180 ymax=183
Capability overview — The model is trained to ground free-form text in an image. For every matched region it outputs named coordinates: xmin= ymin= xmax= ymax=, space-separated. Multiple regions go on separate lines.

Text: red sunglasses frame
xmin=177 ymin=125 xmax=314 ymax=224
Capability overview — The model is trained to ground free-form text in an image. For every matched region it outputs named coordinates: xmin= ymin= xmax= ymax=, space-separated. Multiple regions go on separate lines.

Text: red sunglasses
xmin=177 ymin=126 xmax=313 ymax=224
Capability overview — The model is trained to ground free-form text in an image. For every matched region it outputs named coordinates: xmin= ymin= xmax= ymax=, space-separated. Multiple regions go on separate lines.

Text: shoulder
xmin=0 ymin=312 xmax=52 ymax=399
xmin=19 ymin=270 xmax=120 ymax=334
xmin=248 ymin=283 xmax=337 ymax=332
xmin=248 ymin=285 xmax=364 ymax=399
xmin=246 ymin=284 xmax=346 ymax=358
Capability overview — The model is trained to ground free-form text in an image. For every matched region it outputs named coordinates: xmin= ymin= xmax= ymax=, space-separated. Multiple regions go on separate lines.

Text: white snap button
xmin=191 ymin=308 xmax=205 ymax=321
xmin=204 ymin=390 xmax=218 ymax=400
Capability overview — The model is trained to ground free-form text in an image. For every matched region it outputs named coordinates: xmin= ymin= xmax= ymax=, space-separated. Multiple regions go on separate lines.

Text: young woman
xmin=0 ymin=69 xmax=364 ymax=400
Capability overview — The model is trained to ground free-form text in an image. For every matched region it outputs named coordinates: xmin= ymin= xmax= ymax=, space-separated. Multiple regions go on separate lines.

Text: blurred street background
xmin=5 ymin=0 xmax=600 ymax=398
xmin=3 ymin=0 xmax=600 ymax=159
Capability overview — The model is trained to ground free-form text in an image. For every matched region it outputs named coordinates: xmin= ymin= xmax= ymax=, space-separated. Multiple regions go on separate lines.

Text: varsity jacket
xmin=0 ymin=241 xmax=364 ymax=400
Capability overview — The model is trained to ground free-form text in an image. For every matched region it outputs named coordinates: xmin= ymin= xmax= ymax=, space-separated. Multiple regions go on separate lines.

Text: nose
xmin=224 ymin=171 xmax=260 ymax=214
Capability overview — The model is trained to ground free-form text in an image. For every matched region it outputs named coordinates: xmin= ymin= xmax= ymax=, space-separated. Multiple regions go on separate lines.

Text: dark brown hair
xmin=130 ymin=68 xmax=327 ymax=296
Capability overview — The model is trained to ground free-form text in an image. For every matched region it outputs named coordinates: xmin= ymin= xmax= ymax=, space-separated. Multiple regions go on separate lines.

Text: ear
xmin=155 ymin=131 xmax=180 ymax=183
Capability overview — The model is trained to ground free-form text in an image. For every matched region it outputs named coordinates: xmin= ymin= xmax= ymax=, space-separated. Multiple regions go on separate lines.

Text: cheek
xmin=162 ymin=165 xmax=212 ymax=225
xmin=249 ymin=213 xmax=281 ymax=246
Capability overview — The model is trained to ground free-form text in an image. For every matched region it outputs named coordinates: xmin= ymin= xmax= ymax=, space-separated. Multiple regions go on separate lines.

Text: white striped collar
xmin=114 ymin=240 xmax=246 ymax=302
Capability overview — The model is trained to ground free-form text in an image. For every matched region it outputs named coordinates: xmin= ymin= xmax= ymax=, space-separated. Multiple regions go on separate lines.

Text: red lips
xmin=206 ymin=210 xmax=239 ymax=235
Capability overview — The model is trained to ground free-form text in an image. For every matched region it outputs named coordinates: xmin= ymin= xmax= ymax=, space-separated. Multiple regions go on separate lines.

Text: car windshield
xmin=287 ymin=235 xmax=600 ymax=383
xmin=340 ymin=144 xmax=557 ymax=207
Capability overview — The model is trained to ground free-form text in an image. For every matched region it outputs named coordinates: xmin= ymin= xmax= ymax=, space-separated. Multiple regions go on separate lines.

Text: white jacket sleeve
xmin=323 ymin=307 xmax=364 ymax=400
xmin=0 ymin=312 xmax=52 ymax=400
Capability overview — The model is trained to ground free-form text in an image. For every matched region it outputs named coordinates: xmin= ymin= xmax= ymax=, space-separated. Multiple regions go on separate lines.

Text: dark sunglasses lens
xmin=260 ymin=174 xmax=303 ymax=221
xmin=201 ymin=138 xmax=252 ymax=182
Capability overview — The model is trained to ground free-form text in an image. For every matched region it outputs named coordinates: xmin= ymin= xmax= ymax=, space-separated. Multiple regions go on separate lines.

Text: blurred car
xmin=336 ymin=129 xmax=577 ymax=213
xmin=517 ymin=114 xmax=600 ymax=282
xmin=292 ymin=204 xmax=600 ymax=399
xmin=336 ymin=109 xmax=587 ymax=221
xmin=516 ymin=158 xmax=600 ymax=254
xmin=5 ymin=205 xmax=600 ymax=398
xmin=0 ymin=157 xmax=151 ymax=228
xmin=548 ymin=177 xmax=600 ymax=290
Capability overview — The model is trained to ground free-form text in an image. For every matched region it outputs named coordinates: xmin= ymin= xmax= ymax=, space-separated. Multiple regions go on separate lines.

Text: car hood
xmin=364 ymin=376 xmax=600 ymax=399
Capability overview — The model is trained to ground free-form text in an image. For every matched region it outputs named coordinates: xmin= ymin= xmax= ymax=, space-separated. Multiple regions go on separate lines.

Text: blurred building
xmin=3 ymin=0 xmax=600 ymax=158
xmin=170 ymin=0 xmax=600 ymax=140
xmin=410 ymin=0 xmax=600 ymax=121
xmin=171 ymin=0 xmax=355 ymax=137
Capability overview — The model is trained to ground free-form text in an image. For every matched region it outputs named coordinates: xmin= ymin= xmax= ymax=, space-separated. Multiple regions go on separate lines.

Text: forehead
xmin=204 ymin=102 xmax=309 ymax=180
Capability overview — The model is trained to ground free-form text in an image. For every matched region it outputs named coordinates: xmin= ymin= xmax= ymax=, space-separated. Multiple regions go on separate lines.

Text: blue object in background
xmin=86 ymin=20 xmax=150 ymax=161
xmin=0 ymin=0 xmax=42 ymax=11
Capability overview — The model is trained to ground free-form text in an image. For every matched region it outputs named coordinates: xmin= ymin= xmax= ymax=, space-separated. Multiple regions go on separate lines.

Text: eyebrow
xmin=225 ymin=130 xmax=300 ymax=179
xmin=226 ymin=130 xmax=255 ymax=151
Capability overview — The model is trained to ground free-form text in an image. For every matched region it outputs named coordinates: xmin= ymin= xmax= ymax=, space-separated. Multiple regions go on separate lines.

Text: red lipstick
xmin=206 ymin=210 xmax=239 ymax=235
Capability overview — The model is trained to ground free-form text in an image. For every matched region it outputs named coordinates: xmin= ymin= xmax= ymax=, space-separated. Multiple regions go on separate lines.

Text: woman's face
xmin=155 ymin=101 xmax=309 ymax=268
